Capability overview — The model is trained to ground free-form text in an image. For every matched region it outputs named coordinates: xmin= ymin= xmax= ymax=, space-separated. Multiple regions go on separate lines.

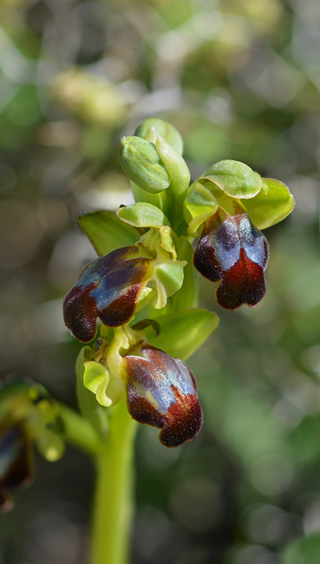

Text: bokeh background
xmin=1 ymin=0 xmax=320 ymax=562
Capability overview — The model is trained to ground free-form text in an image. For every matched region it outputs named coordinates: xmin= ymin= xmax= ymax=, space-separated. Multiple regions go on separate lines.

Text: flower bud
xmin=135 ymin=117 xmax=184 ymax=155
xmin=120 ymin=136 xmax=170 ymax=194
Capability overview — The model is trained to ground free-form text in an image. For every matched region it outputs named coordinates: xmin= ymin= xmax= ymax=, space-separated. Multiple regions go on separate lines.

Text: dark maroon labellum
xmin=63 ymin=246 xmax=154 ymax=342
xmin=124 ymin=345 xmax=203 ymax=447
xmin=194 ymin=209 xmax=269 ymax=309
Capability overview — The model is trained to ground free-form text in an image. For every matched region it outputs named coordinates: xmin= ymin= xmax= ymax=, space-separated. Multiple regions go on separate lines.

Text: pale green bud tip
xmin=135 ymin=118 xmax=184 ymax=156
xmin=120 ymin=135 xmax=170 ymax=194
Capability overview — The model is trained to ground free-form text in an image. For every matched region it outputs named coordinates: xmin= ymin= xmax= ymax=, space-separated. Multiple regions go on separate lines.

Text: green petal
xmin=144 ymin=308 xmax=219 ymax=360
xmin=83 ymin=361 xmax=109 ymax=396
xmin=117 ymin=202 xmax=169 ymax=228
xmin=201 ymin=160 xmax=262 ymax=199
xmin=76 ymin=347 xmax=109 ymax=436
xmin=83 ymin=359 xmax=124 ymax=408
xmin=153 ymin=260 xmax=185 ymax=299
xmin=242 ymin=177 xmax=295 ymax=229
xmin=135 ymin=117 xmax=184 ymax=155
xmin=183 ymin=182 xmax=219 ymax=236
xmin=78 ymin=210 xmax=139 ymax=256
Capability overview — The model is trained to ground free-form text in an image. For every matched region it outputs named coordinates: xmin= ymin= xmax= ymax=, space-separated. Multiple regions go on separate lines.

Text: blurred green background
xmin=1 ymin=0 xmax=320 ymax=562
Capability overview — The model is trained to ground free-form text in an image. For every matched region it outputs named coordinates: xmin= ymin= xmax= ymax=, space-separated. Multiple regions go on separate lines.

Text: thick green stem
xmin=90 ymin=397 xmax=137 ymax=564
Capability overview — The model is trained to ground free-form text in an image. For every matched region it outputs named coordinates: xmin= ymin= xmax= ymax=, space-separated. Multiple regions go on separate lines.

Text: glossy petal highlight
xmin=63 ymin=246 xmax=154 ymax=342
xmin=124 ymin=345 xmax=202 ymax=447
xmin=194 ymin=209 xmax=269 ymax=309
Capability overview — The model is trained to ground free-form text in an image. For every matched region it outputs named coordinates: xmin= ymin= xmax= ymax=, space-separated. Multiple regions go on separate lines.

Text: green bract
xmin=135 ymin=117 xmax=184 ymax=155
xmin=143 ymin=308 xmax=219 ymax=361
xmin=121 ymin=136 xmax=170 ymax=194
xmin=78 ymin=210 xmax=139 ymax=256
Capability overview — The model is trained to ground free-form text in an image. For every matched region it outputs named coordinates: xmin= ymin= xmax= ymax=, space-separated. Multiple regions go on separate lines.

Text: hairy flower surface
xmin=63 ymin=245 xmax=154 ymax=342
xmin=194 ymin=208 xmax=269 ymax=309
xmin=123 ymin=344 xmax=202 ymax=447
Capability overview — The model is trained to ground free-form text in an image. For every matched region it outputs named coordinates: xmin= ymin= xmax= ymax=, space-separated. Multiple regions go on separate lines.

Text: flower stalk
xmin=90 ymin=398 xmax=137 ymax=564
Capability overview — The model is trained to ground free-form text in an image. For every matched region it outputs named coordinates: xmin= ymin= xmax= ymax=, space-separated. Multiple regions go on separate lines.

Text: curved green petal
xmin=76 ymin=347 xmax=109 ymax=436
xmin=201 ymin=160 xmax=262 ymax=199
xmin=117 ymin=202 xmax=169 ymax=228
xmin=151 ymin=260 xmax=186 ymax=309
xmin=242 ymin=177 xmax=295 ymax=229
xmin=143 ymin=307 xmax=219 ymax=360
xmin=78 ymin=210 xmax=139 ymax=256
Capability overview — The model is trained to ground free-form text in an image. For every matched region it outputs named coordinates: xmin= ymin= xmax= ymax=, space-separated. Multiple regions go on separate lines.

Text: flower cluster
xmin=63 ymin=117 xmax=295 ymax=447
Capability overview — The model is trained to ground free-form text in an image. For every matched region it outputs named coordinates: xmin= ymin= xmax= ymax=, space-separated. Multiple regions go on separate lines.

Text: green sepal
xmin=201 ymin=159 xmax=262 ymax=199
xmin=78 ymin=210 xmax=139 ymax=256
xmin=155 ymin=136 xmax=190 ymax=197
xmin=144 ymin=308 xmax=219 ymax=360
xmin=242 ymin=177 xmax=295 ymax=229
xmin=117 ymin=202 xmax=169 ymax=228
xmin=76 ymin=346 xmax=109 ymax=437
xmin=183 ymin=181 xmax=219 ymax=236
xmin=135 ymin=117 xmax=184 ymax=155
xmin=121 ymin=136 xmax=170 ymax=194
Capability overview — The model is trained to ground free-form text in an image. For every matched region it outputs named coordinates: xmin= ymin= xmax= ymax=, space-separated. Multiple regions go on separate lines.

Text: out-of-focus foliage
xmin=0 ymin=0 xmax=320 ymax=563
